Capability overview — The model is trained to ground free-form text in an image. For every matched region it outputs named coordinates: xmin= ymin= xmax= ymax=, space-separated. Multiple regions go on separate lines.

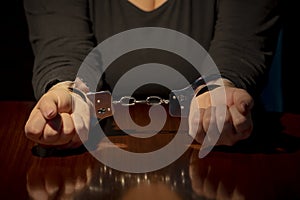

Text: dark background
xmin=1 ymin=1 xmax=299 ymax=113
xmin=1 ymin=0 xmax=34 ymax=101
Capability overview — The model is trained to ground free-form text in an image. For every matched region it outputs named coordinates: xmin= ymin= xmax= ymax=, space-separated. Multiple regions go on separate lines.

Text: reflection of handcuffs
xmin=32 ymin=74 xmax=221 ymax=157
xmin=85 ymin=74 xmax=221 ymax=120
xmin=85 ymin=163 xmax=191 ymax=198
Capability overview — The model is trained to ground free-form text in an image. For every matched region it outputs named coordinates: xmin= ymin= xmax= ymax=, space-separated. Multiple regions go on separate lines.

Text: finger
xmin=42 ymin=114 xmax=76 ymax=146
xmin=209 ymin=87 xmax=227 ymax=107
xmin=229 ymin=105 xmax=253 ymax=140
xmin=52 ymin=106 xmax=87 ymax=149
xmin=58 ymin=113 xmax=76 ymax=145
xmin=216 ymin=106 xmax=236 ymax=146
xmin=38 ymin=93 xmax=58 ymax=120
xmin=38 ymin=89 xmax=72 ymax=119
xmin=201 ymin=106 xmax=232 ymax=152
xmin=38 ymin=94 xmax=57 ymax=119
xmin=202 ymin=107 xmax=215 ymax=133
xmin=25 ymin=109 xmax=46 ymax=142
xmin=189 ymin=97 xmax=202 ymax=138
xmin=188 ymin=100 xmax=204 ymax=139
xmin=215 ymin=104 xmax=227 ymax=133
xmin=192 ymin=108 xmax=206 ymax=143
xmin=233 ymin=89 xmax=254 ymax=115
xmin=41 ymin=114 xmax=63 ymax=144
xmin=71 ymin=113 xmax=89 ymax=143
xmin=202 ymin=106 xmax=221 ymax=145
xmin=196 ymin=92 xmax=211 ymax=108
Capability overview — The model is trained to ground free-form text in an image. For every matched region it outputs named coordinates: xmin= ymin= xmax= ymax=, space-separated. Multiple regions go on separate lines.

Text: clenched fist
xmin=24 ymin=81 xmax=93 ymax=149
xmin=189 ymin=79 xmax=254 ymax=147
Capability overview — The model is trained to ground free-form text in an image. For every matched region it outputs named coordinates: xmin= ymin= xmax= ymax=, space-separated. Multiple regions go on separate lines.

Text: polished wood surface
xmin=0 ymin=101 xmax=300 ymax=200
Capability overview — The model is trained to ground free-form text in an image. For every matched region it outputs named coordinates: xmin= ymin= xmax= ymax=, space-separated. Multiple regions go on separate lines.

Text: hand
xmin=188 ymin=79 xmax=254 ymax=146
xmin=24 ymin=81 xmax=92 ymax=149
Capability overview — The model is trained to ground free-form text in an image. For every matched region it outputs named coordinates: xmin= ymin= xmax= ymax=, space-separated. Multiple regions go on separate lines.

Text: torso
xmin=89 ymin=0 xmax=218 ymax=96
xmin=91 ymin=0 xmax=217 ymax=47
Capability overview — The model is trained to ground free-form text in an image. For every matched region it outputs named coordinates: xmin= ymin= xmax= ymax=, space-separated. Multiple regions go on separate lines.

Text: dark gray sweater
xmin=24 ymin=0 xmax=281 ymax=100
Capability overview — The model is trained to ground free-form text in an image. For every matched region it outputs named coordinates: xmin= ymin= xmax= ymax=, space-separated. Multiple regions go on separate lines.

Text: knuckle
xmin=64 ymin=126 xmax=76 ymax=135
xmin=25 ymin=126 xmax=41 ymax=139
xmin=234 ymin=115 xmax=247 ymax=126
xmin=43 ymin=131 xmax=59 ymax=141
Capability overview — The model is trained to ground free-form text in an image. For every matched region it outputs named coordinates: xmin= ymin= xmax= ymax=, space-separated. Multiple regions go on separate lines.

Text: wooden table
xmin=0 ymin=101 xmax=300 ymax=200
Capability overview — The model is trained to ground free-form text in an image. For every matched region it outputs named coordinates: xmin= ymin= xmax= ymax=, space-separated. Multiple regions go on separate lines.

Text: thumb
xmin=233 ymin=89 xmax=254 ymax=115
xmin=38 ymin=88 xmax=72 ymax=119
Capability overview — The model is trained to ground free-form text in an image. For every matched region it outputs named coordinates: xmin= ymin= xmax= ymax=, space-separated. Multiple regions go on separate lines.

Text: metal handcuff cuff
xmin=74 ymin=74 xmax=222 ymax=121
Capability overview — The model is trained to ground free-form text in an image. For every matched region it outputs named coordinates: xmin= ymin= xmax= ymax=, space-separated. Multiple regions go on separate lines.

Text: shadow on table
xmin=211 ymin=110 xmax=300 ymax=154
xmin=31 ymin=106 xmax=300 ymax=157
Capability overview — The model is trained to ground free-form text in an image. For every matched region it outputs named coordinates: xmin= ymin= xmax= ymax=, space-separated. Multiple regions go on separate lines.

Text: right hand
xmin=188 ymin=79 xmax=254 ymax=147
xmin=24 ymin=81 xmax=92 ymax=149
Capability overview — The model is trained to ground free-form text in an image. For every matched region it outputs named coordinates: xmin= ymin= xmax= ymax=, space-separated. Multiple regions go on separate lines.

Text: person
xmin=23 ymin=0 xmax=281 ymax=149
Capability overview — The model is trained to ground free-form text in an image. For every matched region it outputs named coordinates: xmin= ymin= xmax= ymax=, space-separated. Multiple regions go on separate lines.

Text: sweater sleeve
xmin=23 ymin=0 xmax=95 ymax=100
xmin=208 ymin=0 xmax=281 ymax=98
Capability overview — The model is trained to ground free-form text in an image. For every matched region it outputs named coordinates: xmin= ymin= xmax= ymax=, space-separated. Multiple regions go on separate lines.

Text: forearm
xmin=24 ymin=0 xmax=95 ymax=100
xmin=209 ymin=0 xmax=281 ymax=99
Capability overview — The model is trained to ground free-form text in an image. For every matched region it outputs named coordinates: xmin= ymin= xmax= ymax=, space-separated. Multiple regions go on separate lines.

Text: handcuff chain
xmin=112 ymin=96 xmax=170 ymax=106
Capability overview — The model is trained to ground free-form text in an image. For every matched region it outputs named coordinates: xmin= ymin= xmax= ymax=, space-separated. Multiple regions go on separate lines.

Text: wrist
xmin=194 ymin=78 xmax=235 ymax=97
xmin=222 ymin=78 xmax=235 ymax=87
xmin=74 ymin=77 xmax=90 ymax=93
xmin=48 ymin=81 xmax=88 ymax=103
xmin=48 ymin=81 xmax=74 ymax=92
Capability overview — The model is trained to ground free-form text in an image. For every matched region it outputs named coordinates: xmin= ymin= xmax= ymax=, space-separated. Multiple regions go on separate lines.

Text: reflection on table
xmin=0 ymin=101 xmax=300 ymax=200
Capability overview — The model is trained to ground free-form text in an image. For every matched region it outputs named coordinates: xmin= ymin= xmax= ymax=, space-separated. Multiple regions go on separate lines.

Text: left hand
xmin=188 ymin=80 xmax=254 ymax=146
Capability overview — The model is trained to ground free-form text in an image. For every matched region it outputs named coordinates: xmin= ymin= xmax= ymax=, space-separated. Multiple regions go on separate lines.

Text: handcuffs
xmin=86 ymin=74 xmax=222 ymax=120
xmin=32 ymin=74 xmax=221 ymax=157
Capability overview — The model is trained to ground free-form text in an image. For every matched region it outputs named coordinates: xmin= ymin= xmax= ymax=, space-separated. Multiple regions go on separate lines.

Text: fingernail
xmin=46 ymin=109 xmax=54 ymax=118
